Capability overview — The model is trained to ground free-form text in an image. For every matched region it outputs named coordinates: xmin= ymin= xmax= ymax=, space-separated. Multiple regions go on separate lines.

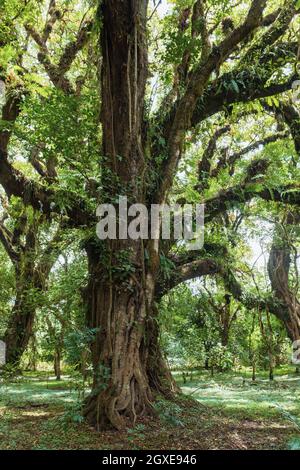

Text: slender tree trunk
xmin=220 ymin=296 xmax=231 ymax=347
xmin=80 ymin=350 xmax=89 ymax=381
xmin=258 ymin=309 xmax=275 ymax=381
xmin=4 ymin=279 xmax=36 ymax=367
xmin=26 ymin=334 xmax=38 ymax=371
xmin=54 ymin=350 xmax=61 ymax=381
xmin=203 ymin=342 xmax=212 ymax=371
xmin=269 ymin=359 xmax=274 ymax=381
xmin=252 ymin=362 xmax=256 ymax=382
xmin=31 ymin=334 xmax=38 ymax=372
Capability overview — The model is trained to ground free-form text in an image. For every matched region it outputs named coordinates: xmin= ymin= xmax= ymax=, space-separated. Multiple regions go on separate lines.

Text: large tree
xmin=1 ymin=0 xmax=300 ymax=429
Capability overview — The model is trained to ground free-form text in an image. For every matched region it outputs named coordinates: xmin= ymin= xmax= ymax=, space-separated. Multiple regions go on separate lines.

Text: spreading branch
xmin=153 ymin=0 xmax=288 ymax=202
xmin=0 ymin=219 xmax=19 ymax=263
xmin=196 ymin=125 xmax=230 ymax=189
xmin=26 ymin=17 xmax=93 ymax=94
xmin=157 ymin=258 xmax=220 ymax=298
xmin=210 ymin=131 xmax=289 ymax=178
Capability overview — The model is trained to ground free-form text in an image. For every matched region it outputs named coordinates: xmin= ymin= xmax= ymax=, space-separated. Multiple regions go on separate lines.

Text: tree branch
xmin=42 ymin=0 xmax=62 ymax=43
xmin=34 ymin=227 xmax=64 ymax=288
xmin=196 ymin=125 xmax=230 ymax=190
xmin=204 ymin=180 xmax=300 ymax=223
xmin=193 ymin=0 xmax=211 ymax=62
xmin=157 ymin=258 xmax=220 ymax=298
xmin=239 ymin=1 xmax=296 ymax=66
xmin=57 ymin=19 xmax=93 ymax=76
xmin=277 ymin=103 xmax=300 ymax=154
xmin=154 ymin=0 xmax=279 ymax=202
xmin=191 ymin=72 xmax=298 ymax=127
xmin=26 ymin=17 xmax=93 ymax=94
xmin=210 ymin=131 xmax=289 ymax=178
xmin=0 ymin=220 xmax=19 ymax=263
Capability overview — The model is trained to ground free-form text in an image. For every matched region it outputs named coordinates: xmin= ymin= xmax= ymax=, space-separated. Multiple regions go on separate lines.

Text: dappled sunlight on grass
xmin=178 ymin=367 xmax=300 ymax=420
xmin=0 ymin=375 xmax=89 ymax=407
xmin=0 ymin=368 xmax=299 ymax=450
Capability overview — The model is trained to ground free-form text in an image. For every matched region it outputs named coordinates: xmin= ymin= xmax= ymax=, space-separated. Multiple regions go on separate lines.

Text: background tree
xmin=0 ymin=198 xmax=63 ymax=367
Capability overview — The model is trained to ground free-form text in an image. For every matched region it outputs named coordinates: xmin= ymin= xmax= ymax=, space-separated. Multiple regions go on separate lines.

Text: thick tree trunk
xmin=26 ymin=335 xmax=38 ymax=372
xmin=82 ymin=0 xmax=177 ymax=430
xmin=146 ymin=303 xmax=179 ymax=398
xmin=268 ymin=232 xmax=300 ymax=343
xmin=83 ymin=242 xmax=171 ymax=430
xmin=221 ymin=326 xmax=229 ymax=347
xmin=2 ymin=224 xmax=60 ymax=368
xmin=83 ymin=238 xmax=177 ymax=429
xmin=4 ymin=283 xmax=35 ymax=367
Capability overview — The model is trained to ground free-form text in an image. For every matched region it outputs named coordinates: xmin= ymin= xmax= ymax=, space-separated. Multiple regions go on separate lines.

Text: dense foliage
xmin=0 ymin=0 xmax=300 ymax=437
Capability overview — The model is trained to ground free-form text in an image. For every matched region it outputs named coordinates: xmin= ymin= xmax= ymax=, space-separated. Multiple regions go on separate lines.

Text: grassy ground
xmin=0 ymin=366 xmax=299 ymax=450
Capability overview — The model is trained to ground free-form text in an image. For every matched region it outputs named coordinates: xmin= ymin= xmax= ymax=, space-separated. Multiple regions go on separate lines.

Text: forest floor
xmin=0 ymin=366 xmax=299 ymax=450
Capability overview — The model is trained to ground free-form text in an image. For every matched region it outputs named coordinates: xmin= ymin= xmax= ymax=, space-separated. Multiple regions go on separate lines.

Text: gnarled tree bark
xmin=267 ymin=222 xmax=300 ymax=343
xmin=82 ymin=0 xmax=177 ymax=430
xmin=2 ymin=222 xmax=62 ymax=367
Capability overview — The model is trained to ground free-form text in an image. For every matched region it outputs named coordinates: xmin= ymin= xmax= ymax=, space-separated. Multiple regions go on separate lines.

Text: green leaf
xmin=230 ymin=80 xmax=239 ymax=94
